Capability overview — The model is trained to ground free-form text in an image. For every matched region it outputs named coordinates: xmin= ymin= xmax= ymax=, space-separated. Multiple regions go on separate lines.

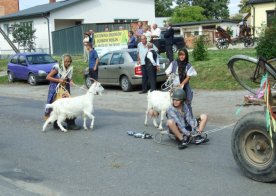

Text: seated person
xmin=166 ymin=88 xmax=208 ymax=149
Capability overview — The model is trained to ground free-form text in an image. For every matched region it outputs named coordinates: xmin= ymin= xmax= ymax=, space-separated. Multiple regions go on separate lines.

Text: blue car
xmin=7 ymin=53 xmax=58 ymax=85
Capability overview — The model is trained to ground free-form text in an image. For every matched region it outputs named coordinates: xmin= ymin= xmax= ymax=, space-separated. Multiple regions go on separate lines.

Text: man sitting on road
xmin=167 ymin=88 xmax=209 ymax=149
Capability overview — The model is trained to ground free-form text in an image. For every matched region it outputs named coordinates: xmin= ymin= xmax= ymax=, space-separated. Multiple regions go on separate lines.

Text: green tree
xmin=192 ymin=35 xmax=209 ymax=61
xmin=192 ymin=0 xmax=230 ymax=19
xmin=12 ymin=24 xmax=36 ymax=52
xmin=155 ymin=0 xmax=173 ymax=17
xmin=169 ymin=6 xmax=207 ymax=23
xmin=256 ymin=19 xmax=276 ymax=60
xmin=230 ymin=13 xmax=243 ymax=20
xmin=238 ymin=0 xmax=250 ymax=13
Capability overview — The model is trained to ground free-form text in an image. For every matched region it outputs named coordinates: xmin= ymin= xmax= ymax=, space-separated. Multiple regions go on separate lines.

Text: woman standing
xmin=165 ymin=48 xmax=197 ymax=116
xmin=44 ymin=54 xmax=80 ymax=130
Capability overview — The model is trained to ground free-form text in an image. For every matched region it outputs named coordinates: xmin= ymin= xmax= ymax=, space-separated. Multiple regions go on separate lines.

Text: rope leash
xmin=153 ymin=123 xmax=235 ymax=147
xmin=161 ymin=73 xmax=176 ymax=91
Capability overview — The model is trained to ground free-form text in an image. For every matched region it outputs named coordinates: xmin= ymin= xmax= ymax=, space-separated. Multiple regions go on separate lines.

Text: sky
xmin=19 ymin=0 xmax=240 ymax=15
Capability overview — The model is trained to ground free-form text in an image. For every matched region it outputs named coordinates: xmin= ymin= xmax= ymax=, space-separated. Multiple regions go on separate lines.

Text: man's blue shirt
xmin=89 ymin=49 xmax=98 ymax=68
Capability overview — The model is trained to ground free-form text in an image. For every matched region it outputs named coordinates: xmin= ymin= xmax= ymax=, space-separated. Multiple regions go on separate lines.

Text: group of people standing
xmin=136 ymin=21 xmax=175 ymax=93
xmin=128 ymin=21 xmax=174 ymax=61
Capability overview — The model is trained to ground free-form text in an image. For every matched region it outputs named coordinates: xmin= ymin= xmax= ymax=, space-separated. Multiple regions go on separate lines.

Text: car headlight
xmin=38 ymin=70 xmax=47 ymax=76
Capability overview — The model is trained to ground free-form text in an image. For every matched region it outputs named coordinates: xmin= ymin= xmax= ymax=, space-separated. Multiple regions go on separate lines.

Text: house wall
xmin=0 ymin=0 xmax=19 ymax=16
xmin=180 ymin=22 xmax=239 ymax=48
xmin=0 ymin=17 xmax=50 ymax=55
xmin=250 ymin=2 xmax=276 ymax=36
xmin=50 ymin=0 xmax=155 ymax=27
xmin=0 ymin=0 xmax=155 ymax=55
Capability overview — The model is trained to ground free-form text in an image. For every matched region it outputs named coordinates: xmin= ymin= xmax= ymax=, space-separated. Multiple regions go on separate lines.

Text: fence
xmin=52 ymin=23 xmax=131 ymax=56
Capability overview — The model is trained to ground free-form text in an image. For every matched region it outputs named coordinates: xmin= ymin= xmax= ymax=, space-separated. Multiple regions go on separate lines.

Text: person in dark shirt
xmin=128 ymin=31 xmax=136 ymax=48
xmin=86 ymin=43 xmax=99 ymax=80
xmin=144 ymin=42 xmax=160 ymax=91
xmin=164 ymin=22 xmax=174 ymax=62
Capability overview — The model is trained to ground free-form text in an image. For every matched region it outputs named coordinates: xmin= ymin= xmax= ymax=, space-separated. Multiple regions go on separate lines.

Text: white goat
xmin=42 ymin=82 xmax=104 ymax=132
xmin=144 ymin=90 xmax=171 ymax=130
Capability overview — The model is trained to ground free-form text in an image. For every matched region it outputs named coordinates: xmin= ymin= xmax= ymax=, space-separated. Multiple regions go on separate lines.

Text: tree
xmin=238 ymin=0 xmax=250 ymax=14
xmin=192 ymin=0 xmax=230 ymax=19
xmin=169 ymin=6 xmax=207 ymax=23
xmin=192 ymin=35 xmax=209 ymax=61
xmin=155 ymin=0 xmax=173 ymax=17
xmin=230 ymin=13 xmax=243 ymax=20
xmin=11 ymin=24 xmax=36 ymax=52
xmin=256 ymin=19 xmax=276 ymax=60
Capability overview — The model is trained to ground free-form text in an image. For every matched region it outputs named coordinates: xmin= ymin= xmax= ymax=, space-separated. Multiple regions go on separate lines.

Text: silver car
xmin=84 ymin=49 xmax=170 ymax=92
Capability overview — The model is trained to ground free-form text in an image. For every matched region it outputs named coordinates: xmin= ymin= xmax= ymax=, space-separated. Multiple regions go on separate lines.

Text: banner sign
xmin=94 ymin=30 xmax=128 ymax=56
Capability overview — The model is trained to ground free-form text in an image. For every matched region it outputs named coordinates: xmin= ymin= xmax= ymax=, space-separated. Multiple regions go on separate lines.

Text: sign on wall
xmin=94 ymin=30 xmax=128 ymax=56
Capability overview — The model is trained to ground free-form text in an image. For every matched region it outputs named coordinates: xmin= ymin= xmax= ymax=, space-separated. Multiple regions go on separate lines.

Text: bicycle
xmin=227 ymin=55 xmax=276 ymax=95
xmin=227 ymin=55 xmax=276 ymax=183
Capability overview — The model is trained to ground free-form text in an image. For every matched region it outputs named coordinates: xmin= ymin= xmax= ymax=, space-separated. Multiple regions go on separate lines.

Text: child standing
xmin=165 ymin=48 xmax=197 ymax=116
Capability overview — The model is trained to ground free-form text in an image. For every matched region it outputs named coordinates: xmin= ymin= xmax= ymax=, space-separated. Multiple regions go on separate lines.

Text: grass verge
xmin=0 ymin=48 xmax=256 ymax=90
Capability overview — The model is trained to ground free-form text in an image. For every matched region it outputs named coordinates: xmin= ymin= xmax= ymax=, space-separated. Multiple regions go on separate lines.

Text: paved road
xmin=0 ymin=83 xmax=263 ymax=125
xmin=0 ymin=84 xmax=274 ymax=196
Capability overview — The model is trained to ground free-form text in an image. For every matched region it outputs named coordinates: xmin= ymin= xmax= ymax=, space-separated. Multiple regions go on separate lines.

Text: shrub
xmin=192 ymin=35 xmax=209 ymax=61
xmin=255 ymin=20 xmax=276 ymax=60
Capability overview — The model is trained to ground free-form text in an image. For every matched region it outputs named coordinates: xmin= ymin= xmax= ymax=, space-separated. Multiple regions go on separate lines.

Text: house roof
xmin=172 ymin=19 xmax=240 ymax=27
xmin=248 ymin=0 xmax=275 ymax=4
xmin=0 ymin=0 xmax=87 ymax=22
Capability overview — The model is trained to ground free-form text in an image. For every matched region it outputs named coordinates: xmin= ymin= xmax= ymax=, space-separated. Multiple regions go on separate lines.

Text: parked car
xmin=153 ymin=28 xmax=186 ymax=54
xmin=83 ymin=49 xmax=170 ymax=92
xmin=7 ymin=53 xmax=57 ymax=85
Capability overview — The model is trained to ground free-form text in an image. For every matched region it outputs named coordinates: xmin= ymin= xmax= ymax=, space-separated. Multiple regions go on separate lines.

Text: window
xmin=10 ymin=55 xmax=18 ymax=64
xmin=267 ymin=10 xmax=276 ymax=27
xmin=128 ymin=51 xmax=138 ymax=61
xmin=18 ymin=55 xmax=27 ymax=65
xmin=99 ymin=53 xmax=112 ymax=65
xmin=27 ymin=54 xmax=56 ymax=64
xmin=110 ymin=53 xmax=124 ymax=65
xmin=3 ymin=23 xmax=9 ymax=34
xmin=20 ymin=21 xmax=33 ymax=33
xmin=114 ymin=19 xmax=138 ymax=23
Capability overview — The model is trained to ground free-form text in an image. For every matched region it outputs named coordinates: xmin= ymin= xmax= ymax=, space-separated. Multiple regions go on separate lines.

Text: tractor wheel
xmin=231 ymin=111 xmax=276 ymax=182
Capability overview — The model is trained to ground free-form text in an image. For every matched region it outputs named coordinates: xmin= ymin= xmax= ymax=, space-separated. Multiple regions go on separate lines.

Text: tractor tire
xmin=231 ymin=111 xmax=276 ymax=182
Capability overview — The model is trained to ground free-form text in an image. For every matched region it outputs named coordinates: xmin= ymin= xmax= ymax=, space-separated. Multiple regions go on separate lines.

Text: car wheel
xmin=28 ymin=73 xmax=37 ymax=86
xmin=85 ymin=75 xmax=92 ymax=89
xmin=120 ymin=76 xmax=133 ymax=92
xmin=172 ymin=44 xmax=178 ymax=53
xmin=7 ymin=71 xmax=15 ymax=82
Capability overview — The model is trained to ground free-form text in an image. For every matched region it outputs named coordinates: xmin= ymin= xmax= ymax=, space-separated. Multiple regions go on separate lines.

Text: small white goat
xmin=144 ymin=90 xmax=171 ymax=130
xmin=42 ymin=81 xmax=104 ymax=132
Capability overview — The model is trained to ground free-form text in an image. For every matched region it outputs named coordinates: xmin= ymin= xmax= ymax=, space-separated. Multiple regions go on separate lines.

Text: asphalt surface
xmin=1 ymin=83 xmax=275 ymax=196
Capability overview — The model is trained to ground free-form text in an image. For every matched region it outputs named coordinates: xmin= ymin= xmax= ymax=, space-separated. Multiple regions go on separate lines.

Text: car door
xmin=107 ymin=52 xmax=125 ymax=84
xmin=8 ymin=55 xmax=19 ymax=78
xmin=16 ymin=55 xmax=29 ymax=79
xmin=98 ymin=53 xmax=112 ymax=84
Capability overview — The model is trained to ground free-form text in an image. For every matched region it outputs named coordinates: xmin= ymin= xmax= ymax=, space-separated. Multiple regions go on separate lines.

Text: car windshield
xmin=27 ymin=54 xmax=56 ymax=65
xmin=128 ymin=51 xmax=138 ymax=62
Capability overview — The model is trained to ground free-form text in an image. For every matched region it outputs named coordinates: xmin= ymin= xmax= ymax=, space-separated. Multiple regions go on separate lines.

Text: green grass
xmin=189 ymin=48 xmax=256 ymax=90
xmin=0 ymin=48 xmax=257 ymax=90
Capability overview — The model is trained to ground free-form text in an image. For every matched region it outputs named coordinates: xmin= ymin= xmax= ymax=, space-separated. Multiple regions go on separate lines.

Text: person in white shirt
xmin=143 ymin=25 xmax=152 ymax=43
xmin=144 ymin=42 xmax=160 ymax=91
xmin=151 ymin=24 xmax=161 ymax=38
xmin=83 ymin=32 xmax=90 ymax=62
xmin=151 ymin=23 xmax=161 ymax=52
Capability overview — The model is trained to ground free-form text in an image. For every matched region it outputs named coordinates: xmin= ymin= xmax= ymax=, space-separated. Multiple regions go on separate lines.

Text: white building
xmin=0 ymin=0 xmax=155 ymax=55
